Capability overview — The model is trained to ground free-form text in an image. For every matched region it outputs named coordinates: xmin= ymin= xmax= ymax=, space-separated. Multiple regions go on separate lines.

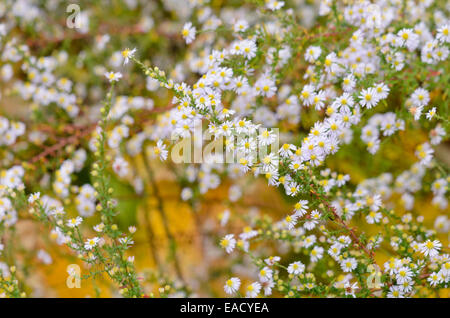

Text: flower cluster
xmin=0 ymin=0 xmax=448 ymax=298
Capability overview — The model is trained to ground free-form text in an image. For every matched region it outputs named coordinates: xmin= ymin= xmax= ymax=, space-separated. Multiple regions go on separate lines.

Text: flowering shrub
xmin=0 ymin=0 xmax=449 ymax=298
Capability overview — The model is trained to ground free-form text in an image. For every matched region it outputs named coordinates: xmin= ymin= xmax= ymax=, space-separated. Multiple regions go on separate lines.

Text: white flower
xmin=366 ymin=210 xmax=382 ymax=224
xmin=84 ymin=237 xmax=100 ymax=250
xmin=112 ymin=157 xmax=129 ymax=178
xmin=262 ymin=279 xmax=275 ymax=296
xmin=427 ymin=272 xmax=443 ymax=287
xmin=284 ymin=214 xmax=298 ymax=230
xmin=245 ymin=282 xmax=261 ymax=298
xmin=233 ymin=20 xmax=248 ymax=33
xmin=28 ymin=192 xmax=40 ymax=203
xmin=396 ymin=267 xmax=413 ymax=284
xmin=387 ymin=286 xmax=404 ymax=298
xmin=224 ymin=277 xmax=241 ymax=294
xmin=220 ymin=234 xmax=236 ymax=254
xmin=359 ymin=88 xmax=379 ymax=109
xmin=181 ymin=187 xmax=193 ymax=201
xmin=67 ymin=216 xmax=82 ymax=228
xmin=287 ymin=261 xmax=305 ymax=275
xmin=153 ymin=139 xmax=168 ymax=161
xmin=182 ymin=22 xmax=196 ymax=44
xmin=410 ymin=88 xmax=430 ymax=108
xmin=426 ymin=107 xmax=436 ymax=120
xmin=37 ymin=249 xmax=52 ymax=265
xmin=344 ymin=281 xmax=358 ymax=297
xmin=258 ymin=266 xmax=273 ymax=283
xmin=265 ymin=256 xmax=281 ymax=266
xmin=121 ymin=48 xmax=136 ymax=64
xmin=340 ymin=257 xmax=357 ymax=272
xmin=308 ymin=246 xmax=323 ymax=262
xmin=436 ymin=24 xmax=449 ymax=43
xmin=93 ymin=223 xmax=105 ymax=233
xmin=419 ymin=240 xmax=442 ymax=258
xmin=266 ymin=0 xmax=284 ymax=11
xmin=366 ymin=194 xmax=382 ymax=211
xmin=104 ymin=71 xmax=122 ymax=82
xmin=304 ymin=45 xmax=322 ymax=63
xmin=293 ymin=200 xmax=309 ymax=217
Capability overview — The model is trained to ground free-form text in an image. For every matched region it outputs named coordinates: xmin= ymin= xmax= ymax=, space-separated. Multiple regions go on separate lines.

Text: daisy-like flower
xmin=365 ymin=194 xmax=382 ymax=211
xmin=233 ymin=19 xmax=248 ymax=33
xmin=104 ymin=71 xmax=122 ymax=82
xmin=410 ymin=87 xmax=430 ymax=108
xmin=426 ymin=107 xmax=436 ymax=120
xmin=310 ymin=246 xmax=324 ymax=262
xmin=304 ymin=45 xmax=322 ymax=63
xmin=278 ymin=143 xmax=296 ymax=158
xmin=430 ymin=125 xmax=445 ymax=145
xmin=293 ymin=200 xmax=309 ymax=217
xmin=258 ymin=266 xmax=273 ymax=282
xmin=181 ymin=22 xmax=196 ymax=44
xmin=374 ymin=83 xmax=390 ymax=100
xmin=255 ymin=76 xmax=277 ymax=98
xmin=342 ymin=74 xmax=356 ymax=92
xmin=328 ymin=244 xmax=342 ymax=259
xmin=84 ymin=237 xmax=100 ymax=250
xmin=419 ymin=239 xmax=442 ymax=258
xmin=336 ymin=173 xmax=350 ymax=187
xmin=334 ymin=93 xmax=355 ymax=112
xmin=431 ymin=178 xmax=447 ymax=196
xmin=93 ymin=223 xmax=105 ymax=233
xmin=289 ymin=159 xmax=304 ymax=171
xmin=304 ymin=209 xmax=321 ymax=230
xmin=241 ymin=39 xmax=257 ymax=60
xmin=344 ymin=281 xmax=359 ymax=298
xmin=286 ymin=182 xmax=300 ymax=196
xmin=340 ymin=257 xmax=357 ymax=272
xmin=287 ymin=261 xmax=305 ymax=275
xmin=220 ymin=234 xmax=236 ymax=254
xmin=366 ymin=210 xmax=382 ymax=224
xmin=258 ymin=129 xmax=277 ymax=146
xmin=266 ymin=0 xmax=284 ymax=11
xmin=112 ymin=156 xmax=129 ymax=178
xmin=239 ymin=226 xmax=258 ymax=240
xmin=265 ymin=256 xmax=281 ymax=266
xmin=245 ymin=282 xmax=261 ymax=298
xmin=224 ymin=277 xmax=241 ymax=294
xmin=359 ymin=88 xmax=379 ymax=109
xmin=261 ymin=153 xmax=279 ymax=171
xmin=300 ymin=84 xmax=316 ymax=106
xmin=67 ymin=216 xmax=82 ymax=228
xmin=121 ymin=48 xmax=136 ymax=64
xmin=427 ymin=272 xmax=443 ymax=287
xmin=262 ymin=279 xmax=275 ymax=296
xmin=236 ymin=239 xmax=249 ymax=253
xmin=397 ymin=28 xmax=419 ymax=51
xmin=387 ymin=286 xmax=404 ymax=298
xmin=396 ymin=266 xmax=413 ymax=284
xmin=436 ymin=24 xmax=449 ymax=43
xmin=415 ymin=142 xmax=434 ymax=166
xmin=28 ymin=192 xmax=40 ymax=203
xmin=285 ymin=214 xmax=298 ymax=230
xmin=153 ymin=140 xmax=168 ymax=161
